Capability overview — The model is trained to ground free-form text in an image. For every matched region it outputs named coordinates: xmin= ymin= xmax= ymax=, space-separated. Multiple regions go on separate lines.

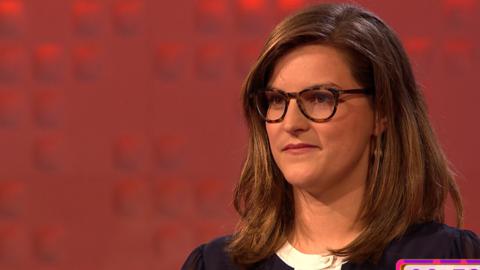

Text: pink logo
xmin=396 ymin=259 xmax=480 ymax=270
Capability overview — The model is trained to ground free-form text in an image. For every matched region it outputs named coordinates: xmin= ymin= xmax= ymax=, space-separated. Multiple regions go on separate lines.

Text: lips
xmin=282 ymin=143 xmax=318 ymax=151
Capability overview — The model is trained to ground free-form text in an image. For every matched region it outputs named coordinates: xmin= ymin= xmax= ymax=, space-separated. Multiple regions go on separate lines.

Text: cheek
xmin=265 ymin=125 xmax=284 ymax=164
xmin=265 ymin=125 xmax=277 ymax=147
xmin=324 ymin=119 xmax=373 ymax=163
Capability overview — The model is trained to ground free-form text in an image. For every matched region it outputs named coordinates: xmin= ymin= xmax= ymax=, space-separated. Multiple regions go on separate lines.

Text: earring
xmin=375 ymin=134 xmax=384 ymax=159
xmin=368 ymin=134 xmax=384 ymax=182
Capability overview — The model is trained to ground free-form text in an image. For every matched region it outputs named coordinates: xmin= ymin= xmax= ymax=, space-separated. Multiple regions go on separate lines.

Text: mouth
xmin=282 ymin=143 xmax=318 ymax=151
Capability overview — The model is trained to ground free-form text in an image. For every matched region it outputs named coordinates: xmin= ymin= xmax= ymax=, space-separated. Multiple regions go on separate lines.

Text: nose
xmin=282 ymin=99 xmax=310 ymax=134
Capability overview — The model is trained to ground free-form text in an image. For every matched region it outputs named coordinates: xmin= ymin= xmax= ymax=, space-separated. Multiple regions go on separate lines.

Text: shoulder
xmin=181 ymin=235 xmax=242 ymax=270
xmin=181 ymin=236 xmax=289 ymax=270
xmin=344 ymin=222 xmax=480 ymax=270
xmin=390 ymin=221 xmax=479 ymax=256
xmin=380 ymin=222 xmax=480 ymax=264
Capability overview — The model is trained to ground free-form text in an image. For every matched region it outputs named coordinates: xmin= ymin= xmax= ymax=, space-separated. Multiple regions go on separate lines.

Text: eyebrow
xmin=267 ymin=82 xmax=343 ymax=91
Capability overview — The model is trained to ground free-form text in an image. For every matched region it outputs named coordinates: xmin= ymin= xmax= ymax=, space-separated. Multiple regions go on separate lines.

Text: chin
xmin=283 ymin=171 xmax=334 ymax=194
xmin=283 ymin=173 xmax=318 ymax=189
xmin=280 ymin=163 xmax=321 ymax=182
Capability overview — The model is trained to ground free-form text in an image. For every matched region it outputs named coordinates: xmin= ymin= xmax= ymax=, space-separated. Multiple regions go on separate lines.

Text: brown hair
xmin=226 ymin=2 xmax=463 ymax=267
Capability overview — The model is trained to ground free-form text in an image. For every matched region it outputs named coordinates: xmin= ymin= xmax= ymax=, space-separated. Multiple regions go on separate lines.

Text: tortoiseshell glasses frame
xmin=251 ymin=85 xmax=373 ymax=123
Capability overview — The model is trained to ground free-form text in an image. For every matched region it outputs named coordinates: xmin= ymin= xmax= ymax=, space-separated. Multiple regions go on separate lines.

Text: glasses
xmin=252 ymin=85 xmax=372 ymax=123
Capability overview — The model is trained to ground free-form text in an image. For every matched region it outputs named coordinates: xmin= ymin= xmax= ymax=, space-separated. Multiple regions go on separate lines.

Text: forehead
xmin=268 ymin=44 xmax=358 ymax=91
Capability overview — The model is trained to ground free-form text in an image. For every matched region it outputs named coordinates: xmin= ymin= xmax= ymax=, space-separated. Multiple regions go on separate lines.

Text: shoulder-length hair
xmin=226 ymin=2 xmax=463 ymax=267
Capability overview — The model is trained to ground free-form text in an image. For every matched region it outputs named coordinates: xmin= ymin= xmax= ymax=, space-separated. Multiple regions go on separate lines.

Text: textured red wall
xmin=0 ymin=0 xmax=478 ymax=269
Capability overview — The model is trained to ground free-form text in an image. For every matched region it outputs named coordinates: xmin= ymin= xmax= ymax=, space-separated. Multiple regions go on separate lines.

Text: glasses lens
xmin=256 ymin=90 xmax=286 ymax=121
xmin=300 ymin=89 xmax=335 ymax=120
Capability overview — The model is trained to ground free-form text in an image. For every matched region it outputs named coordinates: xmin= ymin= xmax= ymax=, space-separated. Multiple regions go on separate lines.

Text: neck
xmin=289 ymin=178 xmax=365 ymax=255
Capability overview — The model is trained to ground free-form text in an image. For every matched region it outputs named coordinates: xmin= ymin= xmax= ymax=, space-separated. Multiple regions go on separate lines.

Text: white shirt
xmin=276 ymin=241 xmax=345 ymax=270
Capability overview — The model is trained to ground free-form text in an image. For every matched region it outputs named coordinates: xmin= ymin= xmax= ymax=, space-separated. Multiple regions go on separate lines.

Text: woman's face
xmin=266 ymin=44 xmax=376 ymax=197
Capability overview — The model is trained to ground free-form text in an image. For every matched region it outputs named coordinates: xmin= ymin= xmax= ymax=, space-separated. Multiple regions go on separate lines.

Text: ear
xmin=373 ymin=114 xmax=387 ymax=136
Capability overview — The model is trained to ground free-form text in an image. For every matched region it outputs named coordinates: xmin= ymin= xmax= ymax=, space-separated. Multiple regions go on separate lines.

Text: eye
xmin=303 ymin=90 xmax=333 ymax=104
xmin=265 ymin=92 xmax=285 ymax=105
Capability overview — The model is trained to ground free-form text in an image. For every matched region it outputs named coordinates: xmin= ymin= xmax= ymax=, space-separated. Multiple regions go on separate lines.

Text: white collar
xmin=276 ymin=241 xmax=345 ymax=270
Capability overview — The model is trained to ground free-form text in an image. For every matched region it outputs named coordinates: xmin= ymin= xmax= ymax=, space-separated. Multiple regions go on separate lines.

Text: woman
xmin=182 ymin=3 xmax=480 ymax=270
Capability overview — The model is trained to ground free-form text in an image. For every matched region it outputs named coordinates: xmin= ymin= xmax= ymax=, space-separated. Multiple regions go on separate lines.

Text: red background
xmin=0 ymin=0 xmax=478 ymax=269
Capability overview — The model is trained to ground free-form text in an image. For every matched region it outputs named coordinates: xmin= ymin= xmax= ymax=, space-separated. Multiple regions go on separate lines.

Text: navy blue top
xmin=181 ymin=221 xmax=480 ymax=270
